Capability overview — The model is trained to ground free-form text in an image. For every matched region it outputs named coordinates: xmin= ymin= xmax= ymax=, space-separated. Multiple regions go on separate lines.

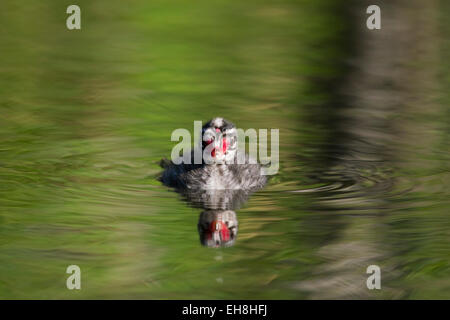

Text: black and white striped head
xmin=201 ymin=117 xmax=237 ymax=163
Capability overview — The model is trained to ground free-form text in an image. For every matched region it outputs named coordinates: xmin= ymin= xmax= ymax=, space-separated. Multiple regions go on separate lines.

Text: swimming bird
xmin=160 ymin=117 xmax=267 ymax=248
xmin=160 ymin=117 xmax=267 ymax=192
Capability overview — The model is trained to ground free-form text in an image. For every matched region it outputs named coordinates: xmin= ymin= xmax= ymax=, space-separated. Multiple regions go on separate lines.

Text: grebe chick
xmin=160 ymin=117 xmax=267 ymax=192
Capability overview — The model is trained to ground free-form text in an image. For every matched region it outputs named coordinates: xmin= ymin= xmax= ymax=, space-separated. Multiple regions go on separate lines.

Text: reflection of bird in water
xmin=198 ymin=210 xmax=238 ymax=248
xmin=160 ymin=117 xmax=267 ymax=247
xmin=185 ymin=188 xmax=253 ymax=248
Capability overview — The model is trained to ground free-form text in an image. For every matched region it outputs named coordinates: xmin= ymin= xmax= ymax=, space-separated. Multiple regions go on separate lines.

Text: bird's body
xmin=161 ymin=150 xmax=266 ymax=191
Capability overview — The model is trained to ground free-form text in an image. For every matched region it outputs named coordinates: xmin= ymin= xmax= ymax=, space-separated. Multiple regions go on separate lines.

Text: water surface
xmin=0 ymin=0 xmax=449 ymax=299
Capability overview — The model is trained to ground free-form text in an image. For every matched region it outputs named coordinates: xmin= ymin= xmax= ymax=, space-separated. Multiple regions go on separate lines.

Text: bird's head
xmin=201 ymin=117 xmax=237 ymax=164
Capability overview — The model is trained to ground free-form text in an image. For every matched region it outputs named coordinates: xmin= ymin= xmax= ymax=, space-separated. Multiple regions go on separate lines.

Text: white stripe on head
xmin=211 ymin=117 xmax=224 ymax=128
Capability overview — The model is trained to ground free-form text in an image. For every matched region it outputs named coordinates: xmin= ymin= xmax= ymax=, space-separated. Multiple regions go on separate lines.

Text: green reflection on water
xmin=0 ymin=0 xmax=448 ymax=299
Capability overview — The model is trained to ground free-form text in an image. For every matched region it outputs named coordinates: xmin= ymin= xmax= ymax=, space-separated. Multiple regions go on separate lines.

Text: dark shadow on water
xmin=290 ymin=0 xmax=435 ymax=298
